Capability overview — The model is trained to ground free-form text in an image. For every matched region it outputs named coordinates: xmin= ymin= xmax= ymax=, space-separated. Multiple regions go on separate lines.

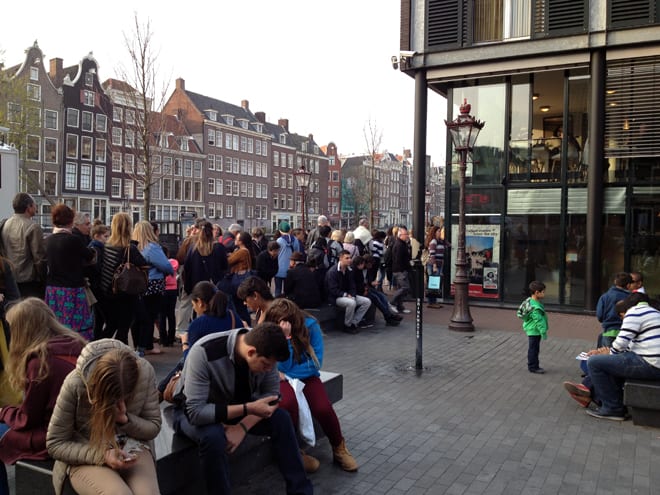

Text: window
xmin=217 ymin=203 xmax=224 ymax=218
xmin=208 ymin=178 xmax=216 ymax=194
xmin=232 ymin=135 xmax=239 ymax=151
xmin=261 ymin=162 xmax=268 ymax=178
xmin=240 ymin=160 xmax=247 ymax=175
xmin=67 ymin=108 xmax=79 ymax=128
xmin=112 ymin=152 xmax=122 ymax=172
xmin=184 ymin=159 xmax=193 ymax=177
xmin=163 ymin=156 xmax=172 ymax=174
xmin=279 ymin=134 xmax=286 ymax=145
xmin=45 ymin=171 xmax=57 ymax=195
xmin=7 ymin=102 xmax=21 ymax=123
xmin=44 ymin=110 xmax=58 ymax=130
xmin=247 ymin=183 xmax=254 ymax=197
xmin=66 ymin=134 xmax=78 ymax=158
xmin=208 ymin=154 xmax=215 ymax=170
xmin=274 ymin=151 xmax=279 ymax=167
xmin=45 ymin=138 xmax=57 ymax=163
xmin=207 ymin=110 xmax=217 ymax=121
xmin=111 ymin=178 xmax=122 ymax=197
xmin=232 ymin=158 xmax=239 ymax=174
xmin=473 ymin=0 xmax=531 ymax=43
xmin=226 ymin=205 xmax=233 ymax=217
xmin=232 ymin=180 xmax=239 ymax=196
xmin=136 ymin=183 xmax=144 ymax=199
xmin=30 ymin=66 xmax=38 ymax=81
xmin=240 ymin=136 xmax=247 ymax=152
xmin=124 ymin=179 xmax=134 ymax=198
xmin=240 ymin=181 xmax=247 ymax=195
xmin=256 ymin=140 xmax=262 ymax=156
xmin=81 ymin=136 xmax=93 ymax=160
xmin=208 ymin=202 xmax=215 ymax=217
xmin=113 ymin=107 xmax=123 ymax=122
xmin=256 ymin=162 xmax=262 ymax=177
xmin=95 ymin=166 xmax=106 ymax=191
xmin=216 ymin=155 xmax=223 ymax=172
xmin=112 ymin=128 xmax=122 ymax=146
xmin=247 ymin=161 xmax=253 ymax=176
xmin=224 ymin=181 xmax=232 ymax=195
xmin=180 ymin=138 xmax=189 ymax=151
xmin=262 ymin=185 xmax=268 ymax=199
xmin=194 ymin=160 xmax=202 ymax=178
xmin=225 ymin=115 xmax=234 ymax=125
xmin=262 ymin=141 xmax=268 ymax=156
xmin=151 ymin=179 xmax=160 ymax=200
xmin=194 ymin=182 xmax=202 ymax=202
xmin=287 ymin=195 xmax=293 ymax=210
xmin=95 ymin=139 xmax=106 ymax=162
xmin=287 ymin=154 xmax=293 ymax=168
xmin=83 ymin=90 xmax=95 ymax=106
xmin=65 ymin=163 xmax=77 ymax=189
xmin=215 ymin=130 xmax=222 ymax=148
xmin=274 ymin=172 xmax=279 ymax=188
xmin=174 ymin=159 xmax=182 ymax=176
xmin=287 ymin=174 xmax=293 ymax=189
xmin=27 ymin=107 xmax=40 ymax=128
xmin=174 ymin=180 xmax=182 ymax=200
xmin=27 ymin=135 xmax=40 ymax=161
xmin=82 ymin=111 xmax=93 ymax=132
xmin=239 ymin=119 xmax=248 ymax=130
xmin=163 ymin=178 xmax=171 ymax=199
xmin=125 ymin=130 xmax=135 ymax=148
xmin=80 ymin=164 xmax=92 ymax=190
xmin=85 ymin=72 xmax=94 ymax=87
xmin=216 ymin=179 xmax=223 ymax=195
xmin=225 ymin=133 xmax=232 ymax=148
xmin=125 ymin=154 xmax=135 ymax=173
xmin=247 ymin=138 xmax=253 ymax=154
xmin=272 ymin=193 xmax=277 ymax=207
xmin=27 ymin=83 xmax=41 ymax=101
xmin=208 ymin=129 xmax=215 ymax=146
xmin=257 ymin=184 xmax=263 ymax=199
xmin=125 ymin=109 xmax=136 ymax=125
xmin=96 ymin=114 xmax=107 ymax=132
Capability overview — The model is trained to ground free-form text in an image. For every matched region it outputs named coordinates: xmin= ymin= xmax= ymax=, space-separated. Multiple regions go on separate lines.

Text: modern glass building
xmin=401 ymin=0 xmax=660 ymax=309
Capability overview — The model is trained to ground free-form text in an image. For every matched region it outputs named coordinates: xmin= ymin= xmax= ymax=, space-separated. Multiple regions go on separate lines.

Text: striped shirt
xmin=370 ymin=239 xmax=384 ymax=260
xmin=612 ymin=302 xmax=660 ymax=368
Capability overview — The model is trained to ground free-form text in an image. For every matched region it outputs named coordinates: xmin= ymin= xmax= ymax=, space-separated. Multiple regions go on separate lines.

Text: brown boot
xmin=332 ymin=439 xmax=358 ymax=472
xmin=300 ymin=450 xmax=320 ymax=473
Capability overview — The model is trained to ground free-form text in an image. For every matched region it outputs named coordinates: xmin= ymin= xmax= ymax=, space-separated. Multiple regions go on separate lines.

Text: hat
xmin=278 ymin=221 xmax=291 ymax=233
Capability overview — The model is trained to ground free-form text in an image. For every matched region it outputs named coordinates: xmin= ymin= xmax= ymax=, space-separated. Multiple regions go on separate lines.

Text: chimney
xmin=255 ymin=111 xmax=266 ymax=123
xmin=278 ymin=118 xmax=289 ymax=132
xmin=308 ymin=133 xmax=314 ymax=142
xmin=49 ymin=58 xmax=63 ymax=82
xmin=241 ymin=99 xmax=249 ymax=110
xmin=176 ymin=78 xmax=185 ymax=91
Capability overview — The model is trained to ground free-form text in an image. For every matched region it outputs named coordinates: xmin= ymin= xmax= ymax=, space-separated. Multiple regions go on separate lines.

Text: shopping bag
xmin=287 ymin=376 xmax=316 ymax=447
xmin=427 ymin=275 xmax=441 ymax=290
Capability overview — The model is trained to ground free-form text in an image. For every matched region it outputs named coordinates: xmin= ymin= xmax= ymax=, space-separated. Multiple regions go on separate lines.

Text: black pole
xmin=413 ymin=70 xmax=427 ymax=371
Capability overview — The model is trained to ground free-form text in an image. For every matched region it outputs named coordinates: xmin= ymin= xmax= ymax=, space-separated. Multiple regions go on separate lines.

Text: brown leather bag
xmin=162 ymin=371 xmax=181 ymax=403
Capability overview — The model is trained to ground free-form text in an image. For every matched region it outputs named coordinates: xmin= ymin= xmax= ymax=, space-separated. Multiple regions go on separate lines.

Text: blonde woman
xmin=99 ymin=213 xmax=149 ymax=344
xmin=47 ymin=339 xmax=161 ymax=495
xmin=328 ymin=230 xmax=344 ymax=267
xmin=263 ymin=299 xmax=358 ymax=473
xmin=132 ymin=221 xmax=173 ymax=356
xmin=0 ymin=298 xmax=85 ymax=495
xmin=342 ymin=231 xmax=359 ymax=259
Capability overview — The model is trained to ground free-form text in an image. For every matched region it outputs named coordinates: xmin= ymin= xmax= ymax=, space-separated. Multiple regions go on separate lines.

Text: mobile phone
xmin=268 ymin=393 xmax=282 ymax=406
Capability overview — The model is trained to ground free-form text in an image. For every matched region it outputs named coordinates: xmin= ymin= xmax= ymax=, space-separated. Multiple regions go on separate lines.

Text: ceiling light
xmin=532 ymin=93 xmax=539 ymax=100
xmin=540 ymin=105 xmax=550 ymax=113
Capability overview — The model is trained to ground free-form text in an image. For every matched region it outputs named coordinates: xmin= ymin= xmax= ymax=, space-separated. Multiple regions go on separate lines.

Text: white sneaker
xmin=401 ymin=308 xmax=412 ymax=314
xmin=389 ymin=305 xmax=399 ymax=314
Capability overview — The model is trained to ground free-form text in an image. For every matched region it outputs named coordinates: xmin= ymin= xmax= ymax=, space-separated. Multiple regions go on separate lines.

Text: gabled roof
xmin=102 ymin=78 xmax=138 ymax=94
xmin=148 ymin=112 xmax=203 ymax=155
xmin=185 ymin=90 xmax=262 ymax=132
xmin=262 ymin=121 xmax=290 ymax=146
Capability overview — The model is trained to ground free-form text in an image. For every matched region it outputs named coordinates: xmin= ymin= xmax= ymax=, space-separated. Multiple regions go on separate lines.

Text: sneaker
xmin=528 ymin=368 xmax=545 ymax=374
xmin=563 ymin=381 xmax=590 ymax=397
xmin=342 ymin=324 xmax=359 ymax=335
xmin=385 ymin=317 xmax=401 ymax=326
xmin=585 ymin=407 xmax=627 ymax=421
xmin=568 ymin=392 xmax=591 ymax=408
xmin=388 ymin=305 xmax=399 ymax=314
xmin=301 ymin=451 xmax=320 ymax=473
xmin=390 ymin=314 xmax=404 ymax=321
xmin=358 ymin=321 xmax=374 ymax=329
xmin=400 ymin=308 xmax=412 ymax=314
xmin=332 ymin=439 xmax=358 ymax=472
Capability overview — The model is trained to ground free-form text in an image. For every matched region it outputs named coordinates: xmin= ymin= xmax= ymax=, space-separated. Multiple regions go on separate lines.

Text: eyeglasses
xmin=631 ymin=279 xmax=641 ymax=283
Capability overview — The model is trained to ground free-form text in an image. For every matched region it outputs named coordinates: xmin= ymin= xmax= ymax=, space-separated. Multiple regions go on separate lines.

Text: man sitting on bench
xmin=325 ymin=250 xmax=372 ymax=334
xmin=172 ymin=323 xmax=313 ymax=495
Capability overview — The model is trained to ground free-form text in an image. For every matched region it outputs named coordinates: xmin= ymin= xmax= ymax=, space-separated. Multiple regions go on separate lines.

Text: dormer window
xmin=224 ymin=115 xmax=234 ymax=126
xmin=238 ymin=119 xmax=248 ymax=130
xmin=279 ymin=134 xmax=286 ymax=145
xmin=159 ymin=133 xmax=171 ymax=148
xmin=30 ymin=67 xmax=39 ymax=81
xmin=302 ymin=142 xmax=308 ymax=152
xmin=314 ymin=145 xmax=319 ymax=154
xmin=254 ymin=123 xmax=263 ymax=133
xmin=85 ymin=72 xmax=94 ymax=87
xmin=180 ymin=137 xmax=189 ymax=152
xmin=207 ymin=110 xmax=218 ymax=121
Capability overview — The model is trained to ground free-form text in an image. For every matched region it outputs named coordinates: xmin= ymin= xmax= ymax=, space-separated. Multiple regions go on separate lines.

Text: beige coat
xmin=46 ymin=339 xmax=162 ymax=495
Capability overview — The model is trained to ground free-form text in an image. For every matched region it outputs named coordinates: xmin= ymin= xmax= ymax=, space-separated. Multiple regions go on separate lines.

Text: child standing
xmin=517 ymin=280 xmax=548 ymax=374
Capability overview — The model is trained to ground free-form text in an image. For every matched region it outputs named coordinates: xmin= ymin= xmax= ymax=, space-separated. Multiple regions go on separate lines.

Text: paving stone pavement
xmin=9 ymin=305 xmax=660 ymax=495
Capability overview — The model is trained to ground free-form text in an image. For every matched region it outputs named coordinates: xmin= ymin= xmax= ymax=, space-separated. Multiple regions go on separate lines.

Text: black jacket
xmin=391 ymin=238 xmax=411 ymax=273
xmin=255 ymin=250 xmax=278 ymax=283
xmin=325 ymin=263 xmax=356 ymax=301
xmin=284 ymin=264 xmax=322 ymax=309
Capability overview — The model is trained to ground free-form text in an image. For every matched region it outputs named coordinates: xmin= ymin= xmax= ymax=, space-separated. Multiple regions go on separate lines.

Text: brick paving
xmin=9 ymin=303 xmax=660 ymax=494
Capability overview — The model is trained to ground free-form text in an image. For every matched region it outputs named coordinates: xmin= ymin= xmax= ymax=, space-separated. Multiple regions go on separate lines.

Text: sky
xmin=2 ymin=0 xmax=447 ymax=165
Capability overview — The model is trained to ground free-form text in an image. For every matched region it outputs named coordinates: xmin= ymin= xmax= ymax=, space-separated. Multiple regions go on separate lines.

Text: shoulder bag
xmin=112 ymin=246 xmax=148 ymax=295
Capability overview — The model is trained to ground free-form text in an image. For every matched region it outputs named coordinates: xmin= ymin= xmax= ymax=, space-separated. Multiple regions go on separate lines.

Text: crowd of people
xmin=0 ymin=197 xmax=435 ymax=494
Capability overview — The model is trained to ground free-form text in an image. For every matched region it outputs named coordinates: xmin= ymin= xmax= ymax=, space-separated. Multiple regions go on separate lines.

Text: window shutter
xmin=533 ymin=0 xmax=548 ymax=38
xmin=547 ymin=0 xmax=588 ymax=35
xmin=609 ymin=0 xmax=655 ymax=29
xmin=426 ymin=0 xmax=463 ymax=49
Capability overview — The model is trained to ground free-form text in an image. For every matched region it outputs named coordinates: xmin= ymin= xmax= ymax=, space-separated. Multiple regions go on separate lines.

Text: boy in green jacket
xmin=517 ymin=280 xmax=548 ymax=374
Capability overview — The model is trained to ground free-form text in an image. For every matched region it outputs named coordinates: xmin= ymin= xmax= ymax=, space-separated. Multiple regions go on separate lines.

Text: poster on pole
xmin=450 ymin=224 xmax=500 ymax=299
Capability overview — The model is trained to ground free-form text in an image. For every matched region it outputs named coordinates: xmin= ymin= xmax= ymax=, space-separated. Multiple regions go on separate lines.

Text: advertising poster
xmin=450 ymin=224 xmax=500 ymax=299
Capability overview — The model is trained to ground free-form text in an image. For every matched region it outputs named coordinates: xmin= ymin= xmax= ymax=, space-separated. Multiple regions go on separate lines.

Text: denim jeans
xmin=367 ymin=287 xmax=393 ymax=319
xmin=528 ymin=335 xmax=541 ymax=370
xmin=174 ymin=408 xmax=312 ymax=495
xmin=391 ymin=272 xmax=410 ymax=309
xmin=588 ymin=352 xmax=660 ymax=414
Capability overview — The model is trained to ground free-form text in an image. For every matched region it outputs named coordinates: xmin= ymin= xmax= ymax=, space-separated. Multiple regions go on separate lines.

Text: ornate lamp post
xmin=445 ymin=99 xmax=485 ymax=332
xmin=294 ymin=165 xmax=312 ymax=230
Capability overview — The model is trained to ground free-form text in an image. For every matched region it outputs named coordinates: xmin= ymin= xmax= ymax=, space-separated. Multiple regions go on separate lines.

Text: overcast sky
xmin=2 ymin=0 xmax=447 ymax=164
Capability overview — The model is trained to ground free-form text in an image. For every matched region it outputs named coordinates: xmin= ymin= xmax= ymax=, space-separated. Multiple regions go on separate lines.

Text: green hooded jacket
xmin=517 ymin=297 xmax=548 ymax=339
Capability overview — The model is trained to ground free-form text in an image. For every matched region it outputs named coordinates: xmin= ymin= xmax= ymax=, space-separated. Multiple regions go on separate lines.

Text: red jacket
xmin=0 ymin=335 xmax=84 ymax=464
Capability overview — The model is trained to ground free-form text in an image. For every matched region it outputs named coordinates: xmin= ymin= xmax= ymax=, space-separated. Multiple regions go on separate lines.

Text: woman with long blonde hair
xmin=0 ymin=298 xmax=85 ymax=495
xmin=132 ymin=221 xmax=173 ymax=356
xmin=47 ymin=339 xmax=161 ymax=495
xmin=99 ymin=213 xmax=149 ymax=344
xmin=263 ymin=299 xmax=358 ymax=473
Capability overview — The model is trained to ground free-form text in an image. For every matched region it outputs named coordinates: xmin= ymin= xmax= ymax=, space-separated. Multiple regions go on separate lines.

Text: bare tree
xmin=363 ymin=119 xmax=383 ymax=228
xmin=113 ymin=13 xmax=171 ymax=220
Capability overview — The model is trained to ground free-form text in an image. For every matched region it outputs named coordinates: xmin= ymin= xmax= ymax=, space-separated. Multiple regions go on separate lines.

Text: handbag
xmin=162 ymin=371 xmax=181 ymax=403
xmin=113 ymin=247 xmax=148 ymax=295
xmin=286 ymin=376 xmax=316 ymax=447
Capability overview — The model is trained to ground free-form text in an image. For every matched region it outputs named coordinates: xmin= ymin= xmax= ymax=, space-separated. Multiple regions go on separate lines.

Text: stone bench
xmin=306 ymin=302 xmax=377 ymax=331
xmin=15 ymin=370 xmax=343 ymax=495
xmin=623 ymin=379 xmax=660 ymax=428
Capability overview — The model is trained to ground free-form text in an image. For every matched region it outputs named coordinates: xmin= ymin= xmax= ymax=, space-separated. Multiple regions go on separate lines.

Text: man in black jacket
xmin=390 ymin=226 xmax=412 ymax=314
xmin=255 ymin=241 xmax=280 ymax=285
xmin=325 ymin=250 xmax=371 ymax=333
xmin=284 ymin=251 xmax=322 ymax=309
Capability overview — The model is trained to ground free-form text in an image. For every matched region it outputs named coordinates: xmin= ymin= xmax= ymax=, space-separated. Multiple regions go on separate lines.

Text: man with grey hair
xmin=72 ymin=211 xmax=92 ymax=245
xmin=353 ymin=217 xmax=372 ymax=247
xmin=221 ymin=223 xmax=242 ymax=252
xmin=306 ymin=215 xmax=329 ymax=250
xmin=0 ymin=193 xmax=46 ymax=298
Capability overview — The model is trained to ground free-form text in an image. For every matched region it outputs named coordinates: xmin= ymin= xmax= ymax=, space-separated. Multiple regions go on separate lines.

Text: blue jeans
xmin=391 ymin=272 xmax=410 ymax=309
xmin=588 ymin=352 xmax=660 ymax=414
xmin=528 ymin=335 xmax=541 ymax=370
xmin=367 ymin=287 xmax=394 ymax=319
xmin=274 ymin=277 xmax=285 ymax=297
xmin=173 ymin=408 xmax=312 ymax=495
xmin=0 ymin=422 xmax=10 ymax=495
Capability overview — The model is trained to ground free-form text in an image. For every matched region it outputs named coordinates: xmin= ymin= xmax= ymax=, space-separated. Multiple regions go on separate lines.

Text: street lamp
xmin=445 ymin=98 xmax=485 ymax=332
xmin=294 ymin=165 xmax=312 ymax=230
xmin=425 ymin=189 xmax=432 ymax=226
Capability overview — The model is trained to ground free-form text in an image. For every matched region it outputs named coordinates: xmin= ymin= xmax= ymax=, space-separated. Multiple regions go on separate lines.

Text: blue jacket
xmin=596 ymin=285 xmax=629 ymax=332
xmin=276 ymin=234 xmax=300 ymax=279
xmin=141 ymin=242 xmax=174 ymax=281
xmin=277 ymin=317 xmax=323 ymax=379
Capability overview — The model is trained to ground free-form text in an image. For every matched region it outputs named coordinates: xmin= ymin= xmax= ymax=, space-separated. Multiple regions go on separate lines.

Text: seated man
xmin=255 ymin=240 xmax=280 ymax=285
xmin=325 ymin=250 xmax=371 ymax=334
xmin=352 ymin=256 xmax=402 ymax=327
xmin=284 ymin=251 xmax=323 ymax=309
xmin=172 ymin=323 xmax=313 ymax=495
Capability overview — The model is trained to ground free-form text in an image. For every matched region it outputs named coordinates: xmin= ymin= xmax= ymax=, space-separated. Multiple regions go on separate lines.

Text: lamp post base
xmin=448 ymin=317 xmax=475 ymax=332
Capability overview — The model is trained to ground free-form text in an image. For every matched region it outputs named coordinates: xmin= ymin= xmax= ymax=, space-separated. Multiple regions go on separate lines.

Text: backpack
xmin=354 ymin=238 xmax=368 ymax=256
xmin=382 ymin=242 xmax=394 ymax=268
